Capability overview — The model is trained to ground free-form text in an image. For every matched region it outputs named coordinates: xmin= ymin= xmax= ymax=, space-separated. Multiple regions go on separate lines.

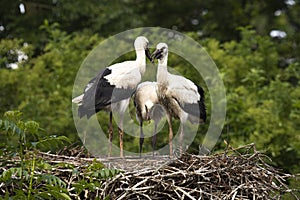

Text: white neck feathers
xmin=156 ymin=55 xmax=169 ymax=84
xmin=135 ymin=49 xmax=146 ymax=75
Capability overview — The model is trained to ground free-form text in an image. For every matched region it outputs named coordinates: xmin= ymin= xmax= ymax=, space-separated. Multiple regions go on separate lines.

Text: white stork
xmin=134 ymin=81 xmax=164 ymax=157
xmin=72 ymin=36 xmax=152 ymax=158
xmin=151 ymin=43 xmax=206 ymax=157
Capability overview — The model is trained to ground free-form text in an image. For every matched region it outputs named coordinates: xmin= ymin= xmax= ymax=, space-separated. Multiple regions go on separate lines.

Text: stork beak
xmin=151 ymin=49 xmax=163 ymax=60
xmin=145 ymin=47 xmax=154 ymax=63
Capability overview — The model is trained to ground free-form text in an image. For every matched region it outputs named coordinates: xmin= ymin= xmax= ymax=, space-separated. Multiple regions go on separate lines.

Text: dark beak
xmin=151 ymin=49 xmax=163 ymax=60
xmin=145 ymin=47 xmax=154 ymax=63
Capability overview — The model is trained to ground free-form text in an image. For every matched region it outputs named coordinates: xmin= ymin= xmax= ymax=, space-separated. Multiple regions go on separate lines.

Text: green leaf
xmin=38 ymin=174 xmax=66 ymax=188
xmin=0 ymin=167 xmax=29 ymax=182
xmin=25 ymin=121 xmax=40 ymax=135
xmin=58 ymin=192 xmax=72 ymax=200
xmin=104 ymin=168 xmax=110 ymax=177
xmin=100 ymin=170 xmax=106 ymax=178
xmin=4 ymin=110 xmax=22 ymax=122
xmin=35 ymin=135 xmax=71 ymax=151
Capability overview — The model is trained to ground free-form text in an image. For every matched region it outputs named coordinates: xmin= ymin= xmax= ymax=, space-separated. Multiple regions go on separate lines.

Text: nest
xmin=1 ymin=144 xmax=299 ymax=199
xmin=100 ymin=144 xmax=299 ymax=199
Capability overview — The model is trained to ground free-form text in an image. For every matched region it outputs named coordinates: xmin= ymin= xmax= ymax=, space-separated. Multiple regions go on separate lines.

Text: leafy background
xmin=1 ymin=0 xmax=299 ymax=195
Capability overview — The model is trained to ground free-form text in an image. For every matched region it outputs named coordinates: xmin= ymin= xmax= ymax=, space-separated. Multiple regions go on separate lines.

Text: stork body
xmin=152 ymin=43 xmax=206 ymax=157
xmin=72 ymin=36 xmax=152 ymax=158
xmin=134 ymin=81 xmax=164 ymax=157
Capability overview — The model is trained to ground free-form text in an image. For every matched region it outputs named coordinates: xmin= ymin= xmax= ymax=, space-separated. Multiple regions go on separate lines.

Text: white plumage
xmin=151 ymin=43 xmax=206 ymax=157
xmin=104 ymin=61 xmax=144 ymax=89
xmin=134 ymin=81 xmax=164 ymax=157
xmin=72 ymin=36 xmax=152 ymax=158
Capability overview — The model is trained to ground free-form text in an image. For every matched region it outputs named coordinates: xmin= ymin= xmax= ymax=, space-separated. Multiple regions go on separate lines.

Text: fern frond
xmin=0 ymin=167 xmax=29 ymax=182
xmin=37 ymin=174 xmax=67 ymax=188
xmin=0 ymin=119 xmax=24 ymax=137
xmin=33 ymin=135 xmax=71 ymax=151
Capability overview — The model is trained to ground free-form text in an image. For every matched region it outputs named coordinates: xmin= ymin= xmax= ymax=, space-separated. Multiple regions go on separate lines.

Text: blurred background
xmin=0 ymin=0 xmax=299 ymax=189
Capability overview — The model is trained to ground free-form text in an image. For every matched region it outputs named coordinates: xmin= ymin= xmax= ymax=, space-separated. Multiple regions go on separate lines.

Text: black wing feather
xmin=179 ymin=84 xmax=206 ymax=122
xmin=78 ymin=68 xmax=134 ymax=118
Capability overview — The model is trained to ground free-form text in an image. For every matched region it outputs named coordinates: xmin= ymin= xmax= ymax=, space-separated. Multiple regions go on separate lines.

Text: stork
xmin=134 ymin=81 xmax=164 ymax=157
xmin=72 ymin=36 xmax=152 ymax=158
xmin=151 ymin=43 xmax=206 ymax=157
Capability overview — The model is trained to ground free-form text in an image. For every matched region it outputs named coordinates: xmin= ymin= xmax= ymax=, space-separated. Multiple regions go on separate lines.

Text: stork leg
xmin=167 ymin=116 xmax=173 ymax=158
xmin=152 ymin=121 xmax=157 ymax=157
xmin=108 ymin=112 xmax=113 ymax=157
xmin=139 ymin=121 xmax=144 ymax=158
xmin=179 ymin=123 xmax=184 ymax=156
xmin=118 ymin=113 xmax=124 ymax=158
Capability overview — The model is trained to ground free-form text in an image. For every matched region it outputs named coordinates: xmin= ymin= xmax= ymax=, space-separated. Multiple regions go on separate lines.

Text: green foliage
xmin=0 ymin=112 xmax=121 ymax=199
xmin=0 ymin=23 xmax=101 ymax=142
xmin=0 ymin=167 xmax=29 ymax=182
xmin=0 ymin=111 xmax=71 ymax=152
xmin=0 ymin=165 xmax=71 ymax=199
xmin=68 ymin=160 xmax=121 ymax=197
xmin=203 ymin=28 xmax=300 ymax=175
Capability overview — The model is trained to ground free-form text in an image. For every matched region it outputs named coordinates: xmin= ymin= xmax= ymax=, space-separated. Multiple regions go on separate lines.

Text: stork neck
xmin=156 ymin=57 xmax=169 ymax=84
xmin=135 ymin=49 xmax=146 ymax=75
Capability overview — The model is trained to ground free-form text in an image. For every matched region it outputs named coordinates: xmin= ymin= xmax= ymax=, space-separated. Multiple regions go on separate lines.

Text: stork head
xmin=151 ymin=43 xmax=168 ymax=62
xmin=134 ymin=36 xmax=153 ymax=63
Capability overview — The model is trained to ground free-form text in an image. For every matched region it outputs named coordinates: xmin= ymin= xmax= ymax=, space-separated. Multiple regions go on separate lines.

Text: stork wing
xmin=82 ymin=61 xmax=141 ymax=111
xmin=168 ymin=75 xmax=206 ymax=121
